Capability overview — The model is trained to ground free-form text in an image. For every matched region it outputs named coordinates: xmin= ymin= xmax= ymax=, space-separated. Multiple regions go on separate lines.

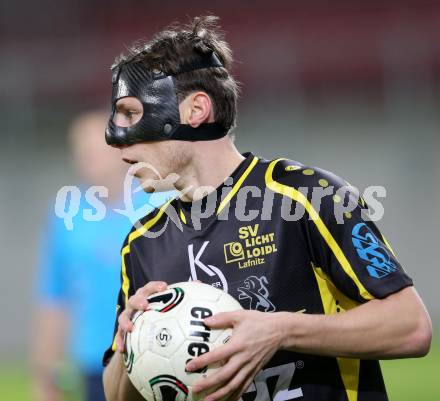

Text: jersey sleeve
xmin=102 ymin=234 xmax=134 ymax=366
xmin=303 ymin=167 xmax=413 ymax=303
xmin=267 ymin=158 xmax=413 ymax=303
xmin=102 ymin=287 xmax=125 ymax=366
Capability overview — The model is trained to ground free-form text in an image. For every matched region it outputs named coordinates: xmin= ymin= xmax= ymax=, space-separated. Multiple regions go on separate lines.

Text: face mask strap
xmin=174 ymin=51 xmax=224 ymax=75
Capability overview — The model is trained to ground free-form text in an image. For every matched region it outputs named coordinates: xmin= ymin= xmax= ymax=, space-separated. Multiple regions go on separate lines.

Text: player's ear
xmin=180 ymin=92 xmax=213 ymax=128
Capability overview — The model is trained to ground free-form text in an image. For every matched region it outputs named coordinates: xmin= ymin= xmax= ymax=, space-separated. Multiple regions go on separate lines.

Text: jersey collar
xmin=177 ymin=152 xmax=259 ymax=228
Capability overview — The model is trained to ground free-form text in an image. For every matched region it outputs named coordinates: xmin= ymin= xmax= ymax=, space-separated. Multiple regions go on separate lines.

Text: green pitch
xmin=1 ymin=339 xmax=439 ymax=401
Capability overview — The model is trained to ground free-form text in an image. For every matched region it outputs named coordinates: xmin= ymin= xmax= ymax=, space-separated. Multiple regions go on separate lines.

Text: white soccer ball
xmin=124 ymin=282 xmax=243 ymax=401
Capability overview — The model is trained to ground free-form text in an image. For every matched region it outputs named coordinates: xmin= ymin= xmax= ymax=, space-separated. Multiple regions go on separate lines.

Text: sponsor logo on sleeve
xmin=351 ymin=222 xmax=397 ymax=278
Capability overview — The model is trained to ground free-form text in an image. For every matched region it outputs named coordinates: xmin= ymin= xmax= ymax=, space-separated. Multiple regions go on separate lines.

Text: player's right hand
xmin=116 ymin=281 xmax=168 ymax=352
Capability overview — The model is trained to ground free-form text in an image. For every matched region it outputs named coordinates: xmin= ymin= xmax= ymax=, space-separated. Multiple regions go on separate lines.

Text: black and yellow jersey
xmin=104 ymin=153 xmax=413 ymax=401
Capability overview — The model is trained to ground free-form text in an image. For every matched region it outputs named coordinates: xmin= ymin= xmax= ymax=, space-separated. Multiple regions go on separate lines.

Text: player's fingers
xmin=203 ymin=365 xmax=250 ymax=401
xmin=140 ymin=281 xmax=168 ymax=297
xmin=192 ymin=355 xmax=244 ymax=394
xmin=118 ymin=309 xmax=134 ymax=333
xmin=227 ymin=373 xmax=256 ymax=401
xmin=186 ymin=342 xmax=238 ymax=373
xmin=115 ymin=326 xmax=125 ymax=353
xmin=127 ymin=292 xmax=149 ymax=311
xmin=126 ymin=282 xmax=168 ymax=313
xmin=204 ymin=311 xmax=240 ymax=329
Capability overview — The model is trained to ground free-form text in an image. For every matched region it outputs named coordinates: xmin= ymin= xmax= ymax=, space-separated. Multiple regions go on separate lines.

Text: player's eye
xmin=113 ymin=99 xmax=143 ymax=127
xmin=126 ymin=109 xmax=142 ymax=119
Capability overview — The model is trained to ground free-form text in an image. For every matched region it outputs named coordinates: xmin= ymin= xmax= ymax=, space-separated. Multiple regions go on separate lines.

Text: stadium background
xmin=0 ymin=0 xmax=439 ymax=400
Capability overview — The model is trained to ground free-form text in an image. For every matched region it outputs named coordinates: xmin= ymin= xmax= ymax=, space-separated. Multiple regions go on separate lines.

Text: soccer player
xmin=102 ymin=16 xmax=432 ymax=401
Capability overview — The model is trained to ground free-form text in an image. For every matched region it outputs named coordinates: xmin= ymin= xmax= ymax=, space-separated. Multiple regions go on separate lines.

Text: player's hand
xmin=186 ymin=310 xmax=284 ymax=401
xmin=116 ymin=281 xmax=168 ymax=353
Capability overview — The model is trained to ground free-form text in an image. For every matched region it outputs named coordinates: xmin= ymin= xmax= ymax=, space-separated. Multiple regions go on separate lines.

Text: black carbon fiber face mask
xmin=105 ymin=51 xmax=229 ymax=146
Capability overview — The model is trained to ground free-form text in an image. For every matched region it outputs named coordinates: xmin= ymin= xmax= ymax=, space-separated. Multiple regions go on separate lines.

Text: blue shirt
xmin=36 ymin=188 xmax=173 ymax=373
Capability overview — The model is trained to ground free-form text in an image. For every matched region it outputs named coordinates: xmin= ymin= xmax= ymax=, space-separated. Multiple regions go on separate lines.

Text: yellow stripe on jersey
xmin=311 ymin=263 xmax=360 ymax=401
xmin=265 ymin=158 xmax=374 ymax=301
xmin=111 ymin=336 xmax=117 ymax=352
xmin=126 ymin=197 xmax=175 ymax=245
xmin=111 ymin=198 xmax=175 ymax=352
xmin=312 ymin=263 xmax=360 ymax=312
xmin=217 ymin=156 xmax=259 ymax=215
xmin=179 ymin=208 xmax=187 ymax=225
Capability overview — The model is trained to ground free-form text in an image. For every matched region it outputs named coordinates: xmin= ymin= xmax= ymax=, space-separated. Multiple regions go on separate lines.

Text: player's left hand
xmin=186 ymin=310 xmax=283 ymax=401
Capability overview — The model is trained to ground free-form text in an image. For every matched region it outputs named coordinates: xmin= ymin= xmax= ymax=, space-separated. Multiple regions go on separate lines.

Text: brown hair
xmin=113 ymin=15 xmax=239 ymax=133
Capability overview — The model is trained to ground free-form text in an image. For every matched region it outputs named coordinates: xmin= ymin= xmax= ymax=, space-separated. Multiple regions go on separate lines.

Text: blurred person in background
xmin=31 ymin=110 xmax=171 ymax=401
